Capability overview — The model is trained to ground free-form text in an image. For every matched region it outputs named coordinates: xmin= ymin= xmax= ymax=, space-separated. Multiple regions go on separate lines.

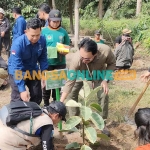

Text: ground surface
xmin=1 ymin=45 xmax=150 ymax=150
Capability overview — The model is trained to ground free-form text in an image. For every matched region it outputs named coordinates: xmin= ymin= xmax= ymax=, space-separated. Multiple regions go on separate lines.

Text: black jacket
xmin=0 ymin=17 xmax=10 ymax=38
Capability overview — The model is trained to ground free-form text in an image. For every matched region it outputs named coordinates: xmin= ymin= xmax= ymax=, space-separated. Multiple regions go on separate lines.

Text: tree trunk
xmin=69 ymin=0 xmax=74 ymax=34
xmin=74 ymin=0 xmax=79 ymax=49
xmin=48 ymin=0 xmax=52 ymax=8
xmin=136 ymin=0 xmax=142 ymax=16
xmin=52 ymin=0 xmax=56 ymax=9
xmin=98 ymin=0 xmax=103 ymax=18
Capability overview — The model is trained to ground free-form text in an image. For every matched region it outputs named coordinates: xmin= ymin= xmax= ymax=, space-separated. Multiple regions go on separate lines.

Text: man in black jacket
xmin=0 ymin=8 xmax=10 ymax=57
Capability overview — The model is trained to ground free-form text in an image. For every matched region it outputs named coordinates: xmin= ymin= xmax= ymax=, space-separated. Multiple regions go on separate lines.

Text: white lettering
xmin=43 ymin=141 xmax=47 ymax=150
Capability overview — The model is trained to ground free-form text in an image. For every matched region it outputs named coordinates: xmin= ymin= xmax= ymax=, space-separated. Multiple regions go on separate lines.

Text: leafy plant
xmin=62 ymin=81 xmax=107 ymax=150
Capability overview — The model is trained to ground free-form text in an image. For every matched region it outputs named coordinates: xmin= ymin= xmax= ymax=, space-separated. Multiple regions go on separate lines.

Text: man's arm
xmin=60 ymin=52 xmax=80 ymax=102
xmin=38 ymin=36 xmax=48 ymax=71
xmin=10 ymin=43 xmax=26 ymax=92
xmin=40 ymin=125 xmax=54 ymax=150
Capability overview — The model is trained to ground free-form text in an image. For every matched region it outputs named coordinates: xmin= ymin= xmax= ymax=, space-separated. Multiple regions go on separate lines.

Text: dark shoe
xmin=102 ymin=126 xmax=110 ymax=137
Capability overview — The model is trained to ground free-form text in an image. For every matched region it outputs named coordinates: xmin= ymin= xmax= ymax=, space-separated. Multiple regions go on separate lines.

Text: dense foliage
xmin=1 ymin=0 xmax=150 ymax=48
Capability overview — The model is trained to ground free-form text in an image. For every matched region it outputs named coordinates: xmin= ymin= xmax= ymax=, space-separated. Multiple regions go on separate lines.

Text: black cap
xmin=95 ymin=30 xmax=101 ymax=35
xmin=49 ymin=9 xmax=61 ymax=21
xmin=49 ymin=101 xmax=67 ymax=121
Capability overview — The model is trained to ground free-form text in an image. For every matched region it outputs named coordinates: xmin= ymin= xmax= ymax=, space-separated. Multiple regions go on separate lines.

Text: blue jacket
xmin=8 ymin=34 xmax=48 ymax=92
xmin=12 ymin=16 xmax=26 ymax=41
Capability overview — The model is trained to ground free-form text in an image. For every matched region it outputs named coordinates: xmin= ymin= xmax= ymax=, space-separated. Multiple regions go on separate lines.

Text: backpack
xmin=0 ymin=101 xmax=44 ymax=137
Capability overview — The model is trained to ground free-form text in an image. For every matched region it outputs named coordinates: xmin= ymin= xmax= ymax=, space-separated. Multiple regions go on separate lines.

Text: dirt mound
xmin=108 ymin=122 xmax=138 ymax=150
xmin=52 ymin=122 xmax=138 ymax=150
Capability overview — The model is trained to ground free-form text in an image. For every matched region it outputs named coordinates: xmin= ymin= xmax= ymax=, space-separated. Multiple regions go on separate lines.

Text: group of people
xmin=0 ymin=3 xmax=150 ymax=150
xmin=0 ymin=4 xmax=69 ymax=149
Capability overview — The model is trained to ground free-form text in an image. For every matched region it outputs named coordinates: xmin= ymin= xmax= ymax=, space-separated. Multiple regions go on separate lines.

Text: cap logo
xmin=54 ymin=13 xmax=59 ymax=17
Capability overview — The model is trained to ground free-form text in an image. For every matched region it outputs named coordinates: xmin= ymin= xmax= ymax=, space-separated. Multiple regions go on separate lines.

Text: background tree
xmin=98 ymin=0 xmax=103 ymax=18
xmin=136 ymin=0 xmax=142 ymax=16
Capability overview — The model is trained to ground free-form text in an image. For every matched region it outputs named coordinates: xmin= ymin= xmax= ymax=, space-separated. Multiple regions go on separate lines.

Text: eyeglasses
xmin=80 ymin=55 xmax=95 ymax=62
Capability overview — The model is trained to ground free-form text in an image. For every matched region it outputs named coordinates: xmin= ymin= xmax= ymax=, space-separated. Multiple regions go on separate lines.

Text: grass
xmin=108 ymin=82 xmax=150 ymax=123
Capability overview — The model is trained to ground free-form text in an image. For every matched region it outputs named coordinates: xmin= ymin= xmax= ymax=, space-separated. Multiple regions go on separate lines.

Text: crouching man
xmin=0 ymin=101 xmax=67 ymax=150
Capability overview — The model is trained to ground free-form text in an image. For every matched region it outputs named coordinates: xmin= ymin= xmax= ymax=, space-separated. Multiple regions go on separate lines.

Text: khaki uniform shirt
xmin=63 ymin=43 xmax=116 ymax=93
xmin=0 ymin=111 xmax=53 ymax=150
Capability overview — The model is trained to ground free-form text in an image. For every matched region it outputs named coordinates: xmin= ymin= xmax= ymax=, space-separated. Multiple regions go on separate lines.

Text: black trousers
xmin=42 ymin=64 xmax=66 ymax=106
xmin=0 ymin=36 xmax=10 ymax=57
xmin=9 ymin=75 xmax=42 ymax=105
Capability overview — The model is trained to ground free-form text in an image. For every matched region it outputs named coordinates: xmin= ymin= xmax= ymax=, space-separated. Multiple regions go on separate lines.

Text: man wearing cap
xmin=0 ymin=101 xmax=67 ymax=150
xmin=0 ymin=8 xmax=10 ymax=57
xmin=12 ymin=7 xmax=26 ymax=42
xmin=94 ymin=30 xmax=104 ymax=44
xmin=41 ymin=9 xmax=70 ymax=106
xmin=114 ymin=28 xmax=134 ymax=70
xmin=115 ymin=28 xmax=132 ymax=47
xmin=37 ymin=3 xmax=51 ymax=27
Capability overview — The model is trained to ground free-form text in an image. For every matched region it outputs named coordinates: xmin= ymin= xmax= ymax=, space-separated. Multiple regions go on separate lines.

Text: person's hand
xmin=41 ymin=79 xmax=46 ymax=88
xmin=58 ymin=51 xmax=69 ymax=55
xmin=20 ymin=91 xmax=29 ymax=102
xmin=141 ymin=71 xmax=150 ymax=82
xmin=101 ymin=80 xmax=109 ymax=94
xmin=1 ymin=31 xmax=5 ymax=37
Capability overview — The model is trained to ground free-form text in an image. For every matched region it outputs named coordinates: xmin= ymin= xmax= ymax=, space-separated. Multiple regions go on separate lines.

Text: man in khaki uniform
xmin=0 ymin=56 xmax=8 ymax=90
xmin=0 ymin=101 xmax=67 ymax=150
xmin=60 ymin=38 xmax=116 ymax=120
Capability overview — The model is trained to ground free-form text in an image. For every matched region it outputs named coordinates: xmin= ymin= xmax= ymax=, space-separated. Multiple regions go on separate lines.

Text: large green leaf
xmin=64 ymin=116 xmax=82 ymax=130
xmin=86 ymin=86 xmax=101 ymax=103
xmin=85 ymin=127 xmax=97 ymax=144
xmin=80 ymin=145 xmax=92 ymax=150
xmin=90 ymin=103 xmax=102 ymax=113
xmin=80 ymin=106 xmax=92 ymax=121
xmin=60 ymin=127 xmax=79 ymax=133
xmin=97 ymin=134 xmax=110 ymax=140
xmin=83 ymin=81 xmax=91 ymax=97
xmin=90 ymin=112 xmax=104 ymax=130
xmin=66 ymin=100 xmax=82 ymax=107
xmin=65 ymin=142 xmax=80 ymax=149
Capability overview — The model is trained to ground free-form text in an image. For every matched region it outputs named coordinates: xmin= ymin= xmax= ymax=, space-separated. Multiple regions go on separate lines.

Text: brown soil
xmin=0 ymin=46 xmax=149 ymax=150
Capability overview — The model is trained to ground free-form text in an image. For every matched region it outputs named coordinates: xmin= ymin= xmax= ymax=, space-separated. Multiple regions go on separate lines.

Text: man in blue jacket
xmin=8 ymin=18 xmax=48 ymax=104
xmin=12 ymin=7 xmax=26 ymax=42
xmin=38 ymin=3 xmax=51 ymax=27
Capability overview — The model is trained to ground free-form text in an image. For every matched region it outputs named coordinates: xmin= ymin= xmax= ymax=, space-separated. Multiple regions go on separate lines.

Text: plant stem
xmin=82 ymin=118 xmax=85 ymax=144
